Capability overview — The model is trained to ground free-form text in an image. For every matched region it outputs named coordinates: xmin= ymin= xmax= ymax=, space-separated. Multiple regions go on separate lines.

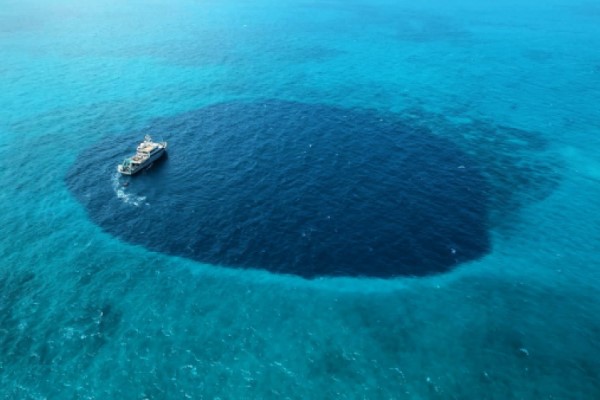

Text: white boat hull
xmin=118 ymin=143 xmax=167 ymax=175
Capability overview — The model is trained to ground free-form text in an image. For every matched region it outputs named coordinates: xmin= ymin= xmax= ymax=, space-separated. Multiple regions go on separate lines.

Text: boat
xmin=117 ymin=135 xmax=167 ymax=175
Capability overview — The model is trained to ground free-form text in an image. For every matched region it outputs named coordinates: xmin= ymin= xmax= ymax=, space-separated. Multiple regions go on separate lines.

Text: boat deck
xmin=118 ymin=136 xmax=167 ymax=175
xmin=138 ymin=143 xmax=158 ymax=153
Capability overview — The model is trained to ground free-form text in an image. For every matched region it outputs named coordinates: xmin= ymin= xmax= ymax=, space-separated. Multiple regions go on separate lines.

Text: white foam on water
xmin=111 ymin=172 xmax=147 ymax=207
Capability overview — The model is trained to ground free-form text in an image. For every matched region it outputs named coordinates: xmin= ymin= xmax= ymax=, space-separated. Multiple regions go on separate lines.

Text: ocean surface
xmin=1 ymin=0 xmax=599 ymax=398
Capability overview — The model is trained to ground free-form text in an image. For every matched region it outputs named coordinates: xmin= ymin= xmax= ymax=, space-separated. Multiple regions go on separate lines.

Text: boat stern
xmin=117 ymin=159 xmax=134 ymax=175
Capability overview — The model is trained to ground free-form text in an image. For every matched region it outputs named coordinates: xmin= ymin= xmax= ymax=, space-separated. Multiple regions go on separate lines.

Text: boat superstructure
xmin=117 ymin=135 xmax=167 ymax=175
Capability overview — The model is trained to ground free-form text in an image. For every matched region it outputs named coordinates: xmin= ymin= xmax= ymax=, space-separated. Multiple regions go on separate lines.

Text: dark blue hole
xmin=66 ymin=100 xmax=491 ymax=278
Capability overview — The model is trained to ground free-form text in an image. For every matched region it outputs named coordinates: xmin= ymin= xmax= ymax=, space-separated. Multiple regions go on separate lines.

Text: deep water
xmin=67 ymin=100 xmax=491 ymax=278
xmin=2 ymin=0 xmax=600 ymax=398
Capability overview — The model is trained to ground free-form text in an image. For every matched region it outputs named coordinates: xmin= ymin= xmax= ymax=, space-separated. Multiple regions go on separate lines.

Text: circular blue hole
xmin=67 ymin=100 xmax=491 ymax=278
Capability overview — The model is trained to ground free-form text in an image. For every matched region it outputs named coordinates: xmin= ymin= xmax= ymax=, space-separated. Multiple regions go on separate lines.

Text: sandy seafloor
xmin=1 ymin=0 xmax=599 ymax=398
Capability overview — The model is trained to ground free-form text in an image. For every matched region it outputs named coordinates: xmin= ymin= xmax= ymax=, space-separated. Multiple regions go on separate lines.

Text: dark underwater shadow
xmin=66 ymin=99 xmax=496 ymax=279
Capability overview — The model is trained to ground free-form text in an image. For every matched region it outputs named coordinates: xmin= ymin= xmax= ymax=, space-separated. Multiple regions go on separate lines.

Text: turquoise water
xmin=2 ymin=0 xmax=600 ymax=398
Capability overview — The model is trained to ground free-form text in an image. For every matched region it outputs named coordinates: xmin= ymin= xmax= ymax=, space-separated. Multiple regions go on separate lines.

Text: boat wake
xmin=111 ymin=172 xmax=147 ymax=207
